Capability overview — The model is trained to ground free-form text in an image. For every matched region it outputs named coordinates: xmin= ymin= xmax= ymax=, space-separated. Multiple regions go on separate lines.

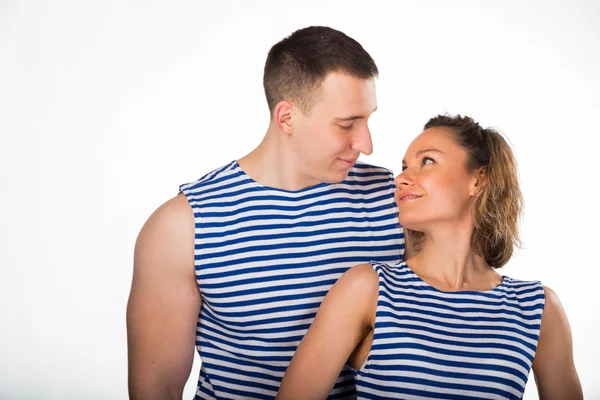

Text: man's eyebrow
xmin=334 ymin=107 xmax=378 ymax=121
xmin=334 ymin=115 xmax=365 ymax=121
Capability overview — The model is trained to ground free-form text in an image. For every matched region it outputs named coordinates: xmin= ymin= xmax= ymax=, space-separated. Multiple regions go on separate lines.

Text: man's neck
xmin=237 ymin=125 xmax=320 ymax=191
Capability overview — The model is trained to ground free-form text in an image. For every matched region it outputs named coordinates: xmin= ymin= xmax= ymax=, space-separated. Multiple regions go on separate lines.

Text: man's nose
xmin=351 ymin=126 xmax=373 ymax=156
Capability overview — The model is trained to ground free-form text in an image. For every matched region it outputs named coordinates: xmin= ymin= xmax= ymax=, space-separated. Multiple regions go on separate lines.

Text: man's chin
xmin=322 ymin=170 xmax=351 ymax=184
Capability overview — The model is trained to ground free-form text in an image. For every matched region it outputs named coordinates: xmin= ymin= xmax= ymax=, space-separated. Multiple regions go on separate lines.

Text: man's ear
xmin=273 ymin=100 xmax=295 ymax=135
xmin=470 ymin=167 xmax=486 ymax=197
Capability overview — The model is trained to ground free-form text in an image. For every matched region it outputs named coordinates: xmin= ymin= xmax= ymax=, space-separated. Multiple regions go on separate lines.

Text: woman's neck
xmin=406 ymin=223 xmax=502 ymax=292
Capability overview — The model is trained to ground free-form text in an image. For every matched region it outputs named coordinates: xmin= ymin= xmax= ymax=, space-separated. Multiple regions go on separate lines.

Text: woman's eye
xmin=401 ymin=165 xmax=407 ymax=171
xmin=339 ymin=123 xmax=353 ymax=130
xmin=422 ymin=157 xmax=434 ymax=166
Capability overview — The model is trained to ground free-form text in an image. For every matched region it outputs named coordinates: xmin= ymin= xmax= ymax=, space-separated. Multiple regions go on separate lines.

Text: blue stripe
xmin=376 ymin=309 xmax=540 ymax=341
xmin=366 ymin=363 xmax=525 ymax=391
xmin=379 ymin=279 xmax=544 ymax=312
xmin=200 ymin=316 xmax=306 ymax=344
xmin=373 ymin=331 xmax=535 ymax=362
xmin=202 ymin=361 xmax=281 ymax=388
xmin=196 ymin=203 xmax=396 ymax=226
xmin=370 ymin=341 xmax=532 ymax=371
xmin=375 ymin=321 xmax=538 ymax=352
xmin=386 ymin=288 xmax=543 ymax=315
xmin=200 ymin=267 xmax=350 ymax=290
xmin=201 ymin=305 xmax=318 ymax=328
xmin=199 ymin=250 xmax=402 ymax=275
xmin=348 ymin=170 xmax=392 ymax=177
xmin=200 ymin=306 xmax=312 ymax=335
xmin=366 ymin=352 xmax=529 ymax=382
xmin=378 ymin=264 xmax=539 ymax=300
xmin=197 ymin=214 xmax=401 ymax=237
xmin=203 ymin=299 xmax=324 ymax=319
xmin=378 ymin=299 xmax=542 ymax=331
xmin=187 ymin=173 xmax=390 ymax=201
xmin=205 ymin=278 xmax=339 ymax=299
xmin=189 ymin=186 xmax=393 ymax=209
xmin=196 ymin=224 xmax=400 ymax=250
xmin=209 ymin=289 xmax=329 ymax=309
xmin=201 ymin=380 xmax=274 ymax=400
xmin=197 ymin=339 xmax=293 ymax=362
xmin=379 ymin=287 xmax=545 ymax=318
xmin=200 ymin=234 xmax=401 ymax=261
xmin=355 ymin=376 xmax=519 ymax=400
xmin=197 ymin=348 xmax=287 ymax=373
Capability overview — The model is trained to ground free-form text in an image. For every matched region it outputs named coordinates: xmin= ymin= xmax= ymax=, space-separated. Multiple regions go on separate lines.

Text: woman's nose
xmin=394 ymin=170 xmax=414 ymax=187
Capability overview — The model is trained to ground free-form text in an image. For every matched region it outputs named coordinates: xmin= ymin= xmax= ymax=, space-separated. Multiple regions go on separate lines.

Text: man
xmin=127 ymin=26 xmax=407 ymax=399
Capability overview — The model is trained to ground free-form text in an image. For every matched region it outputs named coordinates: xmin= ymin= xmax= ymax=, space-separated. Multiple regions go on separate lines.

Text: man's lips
xmin=338 ymin=158 xmax=358 ymax=166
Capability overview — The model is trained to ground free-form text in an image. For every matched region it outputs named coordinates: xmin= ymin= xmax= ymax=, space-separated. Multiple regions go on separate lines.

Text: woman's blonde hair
xmin=407 ymin=115 xmax=523 ymax=268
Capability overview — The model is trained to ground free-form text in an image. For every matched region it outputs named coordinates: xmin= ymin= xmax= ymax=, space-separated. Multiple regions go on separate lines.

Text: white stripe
xmin=365 ymin=358 xmax=527 ymax=388
xmin=362 ymin=367 xmax=523 ymax=398
xmin=378 ymin=284 xmax=545 ymax=319
xmin=199 ymin=252 xmax=399 ymax=284
xmin=372 ymin=315 xmax=540 ymax=348
xmin=357 ymin=375 xmax=508 ymax=400
xmin=374 ymin=325 xmax=537 ymax=359
xmin=376 ymin=306 xmax=542 ymax=337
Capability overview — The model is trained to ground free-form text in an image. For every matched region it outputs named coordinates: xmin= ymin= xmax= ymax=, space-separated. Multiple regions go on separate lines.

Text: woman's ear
xmin=470 ymin=167 xmax=486 ymax=197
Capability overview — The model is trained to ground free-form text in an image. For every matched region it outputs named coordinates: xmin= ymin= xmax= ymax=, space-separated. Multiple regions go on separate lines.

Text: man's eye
xmin=401 ymin=165 xmax=407 ymax=171
xmin=339 ymin=123 xmax=353 ymax=130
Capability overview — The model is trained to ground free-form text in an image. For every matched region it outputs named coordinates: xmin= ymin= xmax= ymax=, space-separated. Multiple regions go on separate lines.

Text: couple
xmin=127 ymin=26 xmax=582 ymax=399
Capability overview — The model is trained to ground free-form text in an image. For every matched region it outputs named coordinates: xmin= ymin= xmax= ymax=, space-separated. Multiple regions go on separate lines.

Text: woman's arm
xmin=532 ymin=286 xmax=583 ymax=399
xmin=276 ymin=263 xmax=379 ymax=400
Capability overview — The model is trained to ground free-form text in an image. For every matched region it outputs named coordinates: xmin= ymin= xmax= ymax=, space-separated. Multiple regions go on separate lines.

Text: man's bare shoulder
xmin=141 ymin=193 xmax=193 ymax=238
xmin=149 ymin=193 xmax=193 ymax=225
xmin=134 ymin=193 xmax=195 ymax=279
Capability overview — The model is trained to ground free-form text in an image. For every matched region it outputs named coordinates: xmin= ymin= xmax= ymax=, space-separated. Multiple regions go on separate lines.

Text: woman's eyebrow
xmin=415 ymin=148 xmax=444 ymax=157
xmin=403 ymin=148 xmax=444 ymax=165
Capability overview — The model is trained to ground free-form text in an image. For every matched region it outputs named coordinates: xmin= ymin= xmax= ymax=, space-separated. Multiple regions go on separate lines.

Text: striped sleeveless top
xmin=354 ymin=261 xmax=545 ymax=400
xmin=179 ymin=161 xmax=404 ymax=399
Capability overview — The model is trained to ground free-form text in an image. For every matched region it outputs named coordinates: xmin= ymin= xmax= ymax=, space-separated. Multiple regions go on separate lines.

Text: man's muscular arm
xmin=127 ymin=194 xmax=200 ymax=400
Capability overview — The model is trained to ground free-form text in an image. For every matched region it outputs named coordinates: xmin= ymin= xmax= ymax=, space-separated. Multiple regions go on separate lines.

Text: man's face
xmin=291 ymin=72 xmax=377 ymax=185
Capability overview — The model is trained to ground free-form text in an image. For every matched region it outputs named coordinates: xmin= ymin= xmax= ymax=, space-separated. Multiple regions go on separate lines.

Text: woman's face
xmin=395 ymin=127 xmax=481 ymax=232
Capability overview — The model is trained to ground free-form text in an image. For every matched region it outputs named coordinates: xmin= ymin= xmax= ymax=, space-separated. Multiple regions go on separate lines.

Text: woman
xmin=277 ymin=115 xmax=582 ymax=399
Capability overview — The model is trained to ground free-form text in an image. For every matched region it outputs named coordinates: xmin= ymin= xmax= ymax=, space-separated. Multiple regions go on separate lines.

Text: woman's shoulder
xmin=538 ymin=285 xmax=563 ymax=317
xmin=503 ymin=276 xmax=546 ymax=294
xmin=340 ymin=263 xmax=380 ymax=289
xmin=330 ymin=263 xmax=388 ymax=303
xmin=369 ymin=260 xmax=408 ymax=273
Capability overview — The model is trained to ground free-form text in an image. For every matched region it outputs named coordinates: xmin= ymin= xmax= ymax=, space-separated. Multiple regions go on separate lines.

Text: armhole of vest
xmin=538 ymin=280 xmax=547 ymax=315
xmin=178 ymin=185 xmax=202 ymax=282
xmin=354 ymin=262 xmax=383 ymax=375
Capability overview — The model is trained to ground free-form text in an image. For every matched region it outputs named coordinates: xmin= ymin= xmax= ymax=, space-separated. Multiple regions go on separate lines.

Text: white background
xmin=1 ymin=0 xmax=599 ymax=398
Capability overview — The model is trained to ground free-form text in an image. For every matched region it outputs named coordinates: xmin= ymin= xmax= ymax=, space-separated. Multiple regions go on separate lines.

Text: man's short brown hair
xmin=263 ymin=26 xmax=378 ymax=117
